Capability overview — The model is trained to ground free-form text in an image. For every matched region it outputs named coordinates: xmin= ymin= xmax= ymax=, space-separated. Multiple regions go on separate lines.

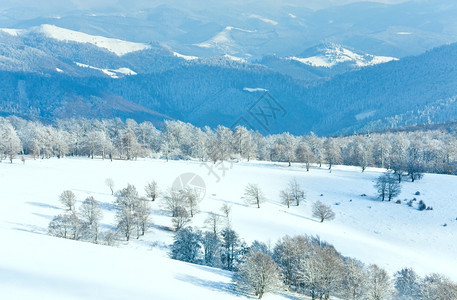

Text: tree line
xmin=2 ymin=116 xmax=457 ymax=179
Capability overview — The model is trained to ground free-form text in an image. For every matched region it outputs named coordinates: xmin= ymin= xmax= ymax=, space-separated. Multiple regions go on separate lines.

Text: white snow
xmin=355 ymin=110 xmax=376 ymax=120
xmin=75 ymin=62 xmax=137 ymax=78
xmin=194 ymin=26 xmax=254 ymax=52
xmin=1 ymin=158 xmax=457 ymax=299
xmin=249 ymin=14 xmax=278 ymax=26
xmin=397 ymin=32 xmax=413 ymax=35
xmin=289 ymin=44 xmax=398 ymax=68
xmin=243 ymin=87 xmax=268 ymax=92
xmin=38 ymin=24 xmax=150 ymax=56
xmin=173 ymin=52 xmax=199 ymax=61
xmin=224 ymin=54 xmax=246 ymax=63
xmin=0 ymin=28 xmax=24 ymax=36
xmin=288 ymin=13 xmax=297 ymax=19
xmin=55 ymin=68 xmax=63 ymax=73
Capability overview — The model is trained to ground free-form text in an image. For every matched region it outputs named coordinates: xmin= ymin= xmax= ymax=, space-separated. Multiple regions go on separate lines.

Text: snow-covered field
xmin=1 ymin=158 xmax=456 ymax=299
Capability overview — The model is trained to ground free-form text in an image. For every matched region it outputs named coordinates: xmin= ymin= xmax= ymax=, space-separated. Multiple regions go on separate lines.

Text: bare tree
xmin=48 ymin=213 xmax=81 ymax=240
xmin=420 ymin=273 xmax=457 ymax=300
xmin=205 ymin=212 xmax=222 ymax=235
xmin=375 ymin=173 xmax=401 ymax=201
xmin=243 ymin=183 xmax=265 ymax=208
xmin=235 ymin=251 xmax=283 ymax=299
xmin=279 ymin=189 xmax=292 ymax=208
xmin=220 ymin=203 xmax=232 ymax=219
xmin=163 ymin=189 xmax=185 ymax=217
xmin=105 ymin=178 xmax=115 ymax=195
xmin=181 ymin=187 xmax=201 ymax=217
xmin=312 ymin=201 xmax=335 ymax=222
xmin=366 ymin=264 xmax=394 ymax=300
xmin=288 ymin=178 xmax=305 ymax=206
xmin=134 ymin=197 xmax=151 ymax=237
xmin=79 ymin=196 xmax=103 ymax=243
xmin=59 ymin=190 xmax=77 ymax=212
xmin=172 ymin=206 xmax=191 ymax=231
xmin=114 ymin=184 xmax=140 ymax=241
xmin=340 ymin=258 xmax=368 ymax=300
xmin=144 ymin=180 xmax=158 ymax=201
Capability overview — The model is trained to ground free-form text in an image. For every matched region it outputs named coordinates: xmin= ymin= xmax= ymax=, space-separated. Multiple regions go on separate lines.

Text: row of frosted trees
xmin=2 ymin=116 xmax=457 ymax=177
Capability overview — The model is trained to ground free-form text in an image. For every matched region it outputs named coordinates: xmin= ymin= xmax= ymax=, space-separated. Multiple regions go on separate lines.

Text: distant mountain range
xmin=0 ymin=0 xmax=457 ymax=135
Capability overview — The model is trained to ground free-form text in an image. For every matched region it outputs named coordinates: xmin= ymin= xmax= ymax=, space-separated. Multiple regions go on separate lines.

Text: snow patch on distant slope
xmin=243 ymin=87 xmax=268 ymax=92
xmin=194 ymin=26 xmax=254 ymax=52
xmin=0 ymin=28 xmax=24 ymax=36
xmin=38 ymin=24 xmax=150 ymax=56
xmin=288 ymin=13 xmax=297 ymax=19
xmin=173 ymin=52 xmax=199 ymax=61
xmin=249 ymin=14 xmax=278 ymax=25
xmin=289 ymin=44 xmax=398 ymax=68
xmin=224 ymin=54 xmax=246 ymax=63
xmin=75 ymin=62 xmax=137 ymax=78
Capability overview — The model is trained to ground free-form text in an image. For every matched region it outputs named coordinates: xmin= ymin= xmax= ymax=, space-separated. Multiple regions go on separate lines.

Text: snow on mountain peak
xmin=289 ymin=44 xmax=398 ymax=68
xmin=37 ymin=24 xmax=150 ymax=56
xmin=0 ymin=28 xmax=25 ymax=36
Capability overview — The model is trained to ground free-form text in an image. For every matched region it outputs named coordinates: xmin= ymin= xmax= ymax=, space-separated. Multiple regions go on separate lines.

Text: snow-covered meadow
xmin=1 ymin=157 xmax=456 ymax=299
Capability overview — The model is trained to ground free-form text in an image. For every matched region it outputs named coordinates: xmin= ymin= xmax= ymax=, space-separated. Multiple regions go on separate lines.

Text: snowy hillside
xmin=1 ymin=158 xmax=456 ymax=299
xmin=289 ymin=44 xmax=398 ymax=68
xmin=36 ymin=24 xmax=151 ymax=56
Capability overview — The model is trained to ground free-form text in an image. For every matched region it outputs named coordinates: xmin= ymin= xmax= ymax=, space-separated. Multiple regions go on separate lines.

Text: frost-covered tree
xmin=163 ymin=189 xmax=185 ymax=217
xmin=134 ymin=197 xmax=151 ymax=237
xmin=180 ymin=187 xmax=201 ymax=217
xmin=144 ymin=180 xmax=158 ymax=201
xmin=312 ymin=201 xmax=335 ymax=222
xmin=0 ymin=121 xmax=22 ymax=163
xmin=366 ymin=264 xmax=394 ymax=300
xmin=295 ymin=141 xmax=314 ymax=171
xmin=420 ymin=273 xmax=457 ymax=300
xmin=324 ymin=138 xmax=342 ymax=170
xmin=298 ymin=245 xmax=345 ymax=300
xmin=48 ymin=213 xmax=81 ymax=240
xmin=114 ymin=184 xmax=140 ymax=241
xmin=394 ymin=267 xmax=421 ymax=300
xmin=221 ymin=228 xmax=240 ymax=270
xmin=288 ymin=178 xmax=305 ymax=206
xmin=243 ymin=183 xmax=265 ymax=208
xmin=235 ymin=251 xmax=283 ymax=299
xmin=204 ymin=212 xmax=222 ymax=235
xmin=120 ymin=128 xmax=142 ymax=160
xmin=170 ymin=227 xmax=202 ymax=263
xmin=172 ymin=206 xmax=191 ymax=231
xmin=340 ymin=258 xmax=368 ymax=300
xmin=202 ymin=231 xmax=221 ymax=267
xmin=105 ymin=178 xmax=115 ymax=195
xmin=59 ymin=190 xmax=77 ymax=212
xmin=279 ymin=189 xmax=292 ymax=208
xmin=79 ymin=196 xmax=103 ymax=243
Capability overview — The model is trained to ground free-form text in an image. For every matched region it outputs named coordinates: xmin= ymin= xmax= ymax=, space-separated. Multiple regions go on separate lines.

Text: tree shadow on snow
xmin=98 ymin=201 xmax=117 ymax=212
xmin=8 ymin=222 xmax=47 ymax=235
xmin=26 ymin=201 xmax=60 ymax=210
xmin=174 ymin=273 xmax=240 ymax=297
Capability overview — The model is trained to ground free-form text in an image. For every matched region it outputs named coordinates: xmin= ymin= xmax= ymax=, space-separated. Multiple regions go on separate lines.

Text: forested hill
xmin=0 ymin=41 xmax=457 ymax=135
xmin=303 ymin=42 xmax=457 ymax=135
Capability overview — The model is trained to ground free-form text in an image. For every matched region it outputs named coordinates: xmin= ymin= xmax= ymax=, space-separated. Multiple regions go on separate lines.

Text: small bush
xmin=415 ymin=191 xmax=421 ymax=196
xmin=418 ymin=200 xmax=426 ymax=211
xmin=395 ymin=200 xmax=402 ymax=204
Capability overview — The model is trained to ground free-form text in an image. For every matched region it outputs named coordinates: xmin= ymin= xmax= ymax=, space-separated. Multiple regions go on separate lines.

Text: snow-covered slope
xmin=289 ymin=44 xmax=398 ymax=68
xmin=1 ymin=158 xmax=456 ymax=299
xmin=37 ymin=24 xmax=150 ymax=56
